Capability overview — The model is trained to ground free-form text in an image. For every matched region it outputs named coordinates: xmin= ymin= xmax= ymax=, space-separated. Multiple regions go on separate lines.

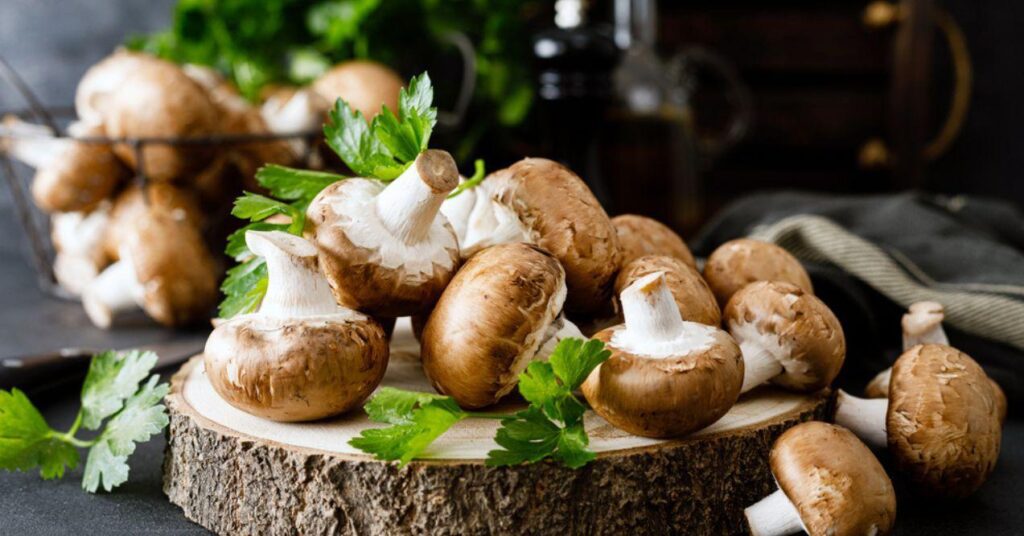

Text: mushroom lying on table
xmin=864 ymin=301 xmax=1007 ymax=423
xmin=420 ymin=243 xmax=582 ymax=408
xmin=703 ymin=238 xmax=813 ymax=307
xmin=612 ymin=214 xmax=696 ymax=268
xmin=50 ymin=204 xmax=111 ymax=296
xmin=306 ymin=149 xmax=461 ymax=317
xmin=581 ymin=272 xmax=743 ymax=438
xmin=205 ymin=231 xmax=389 ymax=421
xmin=744 ymin=421 xmax=896 ymax=536
xmin=615 ymin=255 xmax=720 ymax=327
xmin=834 ymin=344 xmax=1003 ymax=497
xmin=724 ymin=281 xmax=845 ymax=394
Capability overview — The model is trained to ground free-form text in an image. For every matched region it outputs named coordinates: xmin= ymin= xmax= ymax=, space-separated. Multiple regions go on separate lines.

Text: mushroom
xmin=744 ymin=421 xmax=896 ymax=536
xmin=99 ymin=55 xmax=220 ymax=182
xmin=723 ymin=281 xmax=845 ymax=394
xmin=703 ymin=238 xmax=813 ymax=307
xmin=204 ymin=231 xmax=389 ymax=421
xmin=488 ymin=158 xmax=622 ymax=314
xmin=420 ymin=243 xmax=582 ymax=409
xmin=82 ymin=200 xmax=218 ymax=329
xmin=312 ymin=60 xmax=403 ymax=121
xmin=833 ymin=344 xmax=1003 ymax=497
xmin=305 ymin=149 xmax=461 ymax=317
xmin=863 ymin=301 xmax=1007 ymax=424
xmin=103 ymin=183 xmax=204 ymax=261
xmin=439 ymin=176 xmax=531 ymax=259
xmin=581 ymin=272 xmax=743 ymax=438
xmin=615 ymin=255 xmax=720 ymax=326
xmin=1 ymin=116 xmax=128 ymax=213
xmin=612 ymin=214 xmax=696 ymax=268
xmin=50 ymin=203 xmax=112 ymax=296
xmin=260 ymin=86 xmax=329 ymax=165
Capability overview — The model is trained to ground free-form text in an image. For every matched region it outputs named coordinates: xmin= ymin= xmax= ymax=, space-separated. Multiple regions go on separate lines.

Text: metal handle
xmin=435 ymin=31 xmax=477 ymax=130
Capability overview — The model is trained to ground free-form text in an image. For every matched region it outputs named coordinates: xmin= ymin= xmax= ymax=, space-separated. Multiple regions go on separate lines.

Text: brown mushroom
xmin=103 ymin=183 xmax=204 ymax=261
xmin=306 ymin=149 xmax=461 ymax=317
xmin=612 ymin=214 xmax=696 ymax=267
xmin=440 ymin=176 xmax=532 ymax=259
xmin=582 ymin=272 xmax=743 ymax=438
xmin=834 ymin=344 xmax=1003 ymax=497
xmin=50 ymin=204 xmax=112 ymax=297
xmin=724 ymin=281 xmax=845 ymax=393
xmin=488 ymin=158 xmax=622 ymax=314
xmin=615 ymin=255 xmax=720 ymax=326
xmin=744 ymin=421 xmax=896 ymax=536
xmin=312 ymin=60 xmax=403 ymax=120
xmin=420 ymin=243 xmax=581 ymax=408
xmin=205 ymin=231 xmax=389 ymax=421
xmin=704 ymin=238 xmax=813 ymax=307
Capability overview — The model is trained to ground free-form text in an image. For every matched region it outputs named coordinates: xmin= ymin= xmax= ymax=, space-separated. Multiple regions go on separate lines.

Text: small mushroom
xmin=306 ymin=149 xmax=461 ymax=317
xmin=834 ymin=344 xmax=1003 ymax=497
xmin=205 ymin=231 xmax=389 ymax=421
xmin=704 ymin=238 xmax=813 ymax=307
xmin=488 ymin=158 xmax=622 ymax=314
xmin=615 ymin=255 xmax=720 ymax=326
xmin=260 ymin=86 xmax=330 ymax=165
xmin=581 ymin=272 xmax=743 ymax=438
xmin=744 ymin=421 xmax=896 ymax=536
xmin=612 ymin=214 xmax=696 ymax=267
xmin=1 ymin=117 xmax=128 ymax=213
xmin=440 ymin=177 xmax=531 ymax=259
xmin=312 ymin=60 xmax=403 ymax=121
xmin=724 ymin=281 xmax=845 ymax=394
xmin=420 ymin=243 xmax=582 ymax=408
xmin=50 ymin=204 xmax=112 ymax=296
xmin=103 ymin=183 xmax=204 ymax=261
xmin=82 ymin=201 xmax=218 ymax=329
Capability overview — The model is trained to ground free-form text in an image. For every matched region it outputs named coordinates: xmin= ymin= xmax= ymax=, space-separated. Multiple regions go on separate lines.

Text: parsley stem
xmin=65 ymin=410 xmax=83 ymax=437
xmin=47 ymin=429 xmax=96 ymax=449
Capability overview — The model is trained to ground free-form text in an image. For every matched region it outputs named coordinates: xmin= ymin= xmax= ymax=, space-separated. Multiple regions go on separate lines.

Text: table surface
xmin=0 ymin=212 xmax=1021 ymax=535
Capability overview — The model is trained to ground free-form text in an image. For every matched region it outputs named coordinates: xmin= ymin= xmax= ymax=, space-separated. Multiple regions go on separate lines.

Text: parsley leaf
xmin=0 ymin=389 xmax=79 ymax=479
xmin=324 ymin=98 xmax=407 ymax=180
xmin=80 ymin=350 xmax=158 ymax=430
xmin=254 ymin=165 xmax=343 ymax=205
xmin=550 ymin=338 xmax=612 ymax=391
xmin=218 ymin=258 xmax=268 ymax=318
xmin=350 ymin=394 xmax=467 ymax=466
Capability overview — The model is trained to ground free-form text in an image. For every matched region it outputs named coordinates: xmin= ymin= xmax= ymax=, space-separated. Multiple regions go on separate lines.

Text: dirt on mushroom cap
xmin=887 ymin=344 xmax=1002 ymax=497
xmin=615 ymin=255 xmax=720 ymax=326
xmin=612 ymin=214 xmax=696 ymax=268
xmin=771 ymin=421 xmax=896 ymax=536
xmin=704 ymin=238 xmax=813 ymax=307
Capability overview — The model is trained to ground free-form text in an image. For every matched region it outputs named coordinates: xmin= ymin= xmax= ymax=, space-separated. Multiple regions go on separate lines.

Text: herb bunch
xmin=351 ymin=338 xmax=611 ymax=468
xmin=0 ymin=350 xmax=168 ymax=492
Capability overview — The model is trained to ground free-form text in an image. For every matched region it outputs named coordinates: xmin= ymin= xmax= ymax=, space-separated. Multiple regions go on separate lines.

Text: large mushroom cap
xmin=421 ymin=243 xmax=567 ymax=409
xmin=612 ymin=214 xmax=695 ymax=267
xmin=305 ymin=151 xmax=461 ymax=317
xmin=770 ymin=421 xmax=896 ymax=536
xmin=704 ymin=238 xmax=813 ymax=307
xmin=887 ymin=344 xmax=1002 ymax=496
xmin=724 ymin=281 xmax=845 ymax=392
xmin=615 ymin=255 xmax=720 ymax=326
xmin=312 ymin=60 xmax=403 ymax=120
xmin=489 ymin=158 xmax=622 ymax=314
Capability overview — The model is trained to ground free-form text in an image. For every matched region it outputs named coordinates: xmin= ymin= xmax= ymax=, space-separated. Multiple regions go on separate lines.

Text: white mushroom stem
xmin=833 ymin=390 xmax=889 ymax=449
xmin=0 ymin=117 xmax=63 ymax=168
xmin=739 ymin=340 xmax=785 ymax=393
xmin=82 ymin=256 xmax=144 ymax=329
xmin=620 ymin=272 xmax=685 ymax=343
xmin=744 ymin=488 xmax=806 ymax=536
xmin=375 ymin=150 xmax=457 ymax=245
xmin=247 ymin=231 xmax=342 ymax=318
xmin=902 ymin=301 xmax=948 ymax=349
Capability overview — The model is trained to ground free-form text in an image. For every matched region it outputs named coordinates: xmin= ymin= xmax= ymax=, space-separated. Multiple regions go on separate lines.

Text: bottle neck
xmin=555 ymin=0 xmax=587 ymax=29
xmin=615 ymin=0 xmax=658 ymax=49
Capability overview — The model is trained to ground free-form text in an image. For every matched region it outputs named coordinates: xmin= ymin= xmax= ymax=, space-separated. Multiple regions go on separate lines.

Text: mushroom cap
xmin=704 ymin=238 xmax=813 ymax=307
xmin=582 ymin=322 xmax=743 ymax=438
xmin=724 ymin=281 xmax=845 ymax=392
xmin=204 ymin=312 xmax=389 ymax=421
xmin=612 ymin=214 xmax=696 ymax=268
xmin=75 ymin=50 xmax=160 ymax=124
xmin=305 ymin=175 xmax=461 ymax=317
xmin=30 ymin=122 xmax=128 ymax=213
xmin=489 ymin=158 xmax=622 ymax=314
xmin=102 ymin=56 xmax=219 ymax=182
xmin=124 ymin=209 xmax=219 ymax=327
xmin=887 ymin=344 xmax=1002 ymax=496
xmin=312 ymin=60 xmax=403 ymax=120
xmin=421 ymin=243 xmax=567 ymax=409
xmin=615 ymin=255 xmax=720 ymax=326
xmin=770 ymin=421 xmax=897 ymax=536
xmin=104 ymin=183 xmax=204 ymax=261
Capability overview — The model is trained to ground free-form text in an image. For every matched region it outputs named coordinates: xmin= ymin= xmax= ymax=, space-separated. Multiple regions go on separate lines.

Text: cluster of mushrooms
xmin=196 ymin=143 xmax=1005 ymax=534
xmin=1 ymin=50 xmax=405 ymax=328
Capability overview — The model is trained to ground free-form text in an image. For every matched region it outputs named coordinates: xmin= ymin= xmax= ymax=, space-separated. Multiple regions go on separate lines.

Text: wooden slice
xmin=164 ymin=320 xmax=831 ymax=536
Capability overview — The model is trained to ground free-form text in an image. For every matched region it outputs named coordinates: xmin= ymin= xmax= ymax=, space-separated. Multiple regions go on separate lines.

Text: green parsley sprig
xmin=0 ymin=350 xmax=169 ymax=492
xmin=350 ymin=338 xmax=611 ymax=469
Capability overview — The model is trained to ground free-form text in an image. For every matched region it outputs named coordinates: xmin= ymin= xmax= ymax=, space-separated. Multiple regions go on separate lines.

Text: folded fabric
xmin=691 ymin=191 xmax=1024 ymax=406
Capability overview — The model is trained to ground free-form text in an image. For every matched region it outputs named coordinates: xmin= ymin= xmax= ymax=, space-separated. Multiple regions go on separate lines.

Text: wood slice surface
xmin=164 ymin=319 xmax=831 ymax=536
